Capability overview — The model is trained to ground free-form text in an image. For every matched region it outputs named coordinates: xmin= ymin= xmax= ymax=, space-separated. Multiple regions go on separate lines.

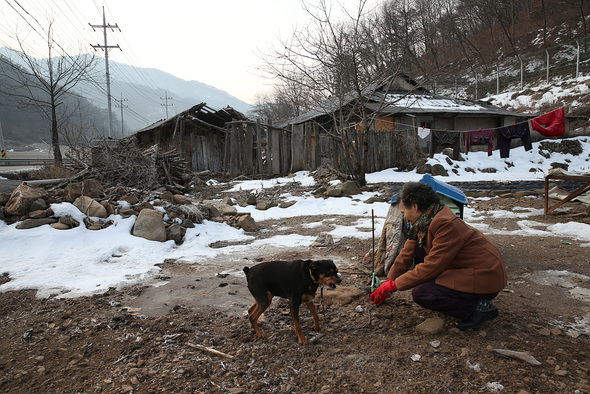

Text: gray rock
xmin=326 ymin=186 xmax=343 ymax=197
xmin=16 ymin=218 xmax=57 ymax=229
xmin=0 ymin=192 xmax=10 ymax=206
xmin=415 ymin=317 xmax=445 ymax=335
xmin=237 ymin=214 xmax=259 ymax=232
xmin=278 ymin=201 xmax=296 ymax=208
xmin=63 ymin=178 xmax=104 ymax=202
xmin=28 ymin=209 xmax=52 ymax=219
xmin=173 ymin=194 xmax=189 ymax=204
xmin=181 ymin=219 xmax=195 ymax=228
xmin=256 ymin=201 xmax=271 ymax=210
xmin=132 ymin=209 xmax=166 ymax=241
xmin=246 ymin=194 xmax=257 ymax=205
xmin=340 ymin=180 xmax=362 ymax=196
xmin=312 ymin=232 xmax=334 ymax=247
xmin=59 ymin=216 xmax=80 ymax=228
xmin=50 ymin=222 xmax=71 ymax=230
xmin=73 ymin=196 xmax=107 ymax=218
xmin=120 ymin=194 xmax=139 ymax=205
xmin=202 ymin=200 xmax=237 ymax=215
xmin=166 ymin=223 xmax=185 ymax=244
xmin=29 ymin=198 xmax=48 ymax=212
xmin=430 ymin=164 xmax=448 ymax=176
xmin=5 ymin=184 xmax=48 ymax=216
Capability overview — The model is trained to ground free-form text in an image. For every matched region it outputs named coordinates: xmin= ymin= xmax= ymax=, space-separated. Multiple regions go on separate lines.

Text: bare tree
xmin=0 ymin=22 xmax=97 ymax=166
xmin=264 ymin=0 xmax=419 ymax=185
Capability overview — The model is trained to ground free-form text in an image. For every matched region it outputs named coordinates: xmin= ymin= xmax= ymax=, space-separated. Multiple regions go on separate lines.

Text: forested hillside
xmin=255 ymin=0 xmax=590 ymax=122
xmin=0 ymin=55 xmax=110 ymax=147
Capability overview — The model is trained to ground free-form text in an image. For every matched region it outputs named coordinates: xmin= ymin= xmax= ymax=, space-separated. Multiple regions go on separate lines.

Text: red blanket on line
xmin=529 ymin=107 xmax=565 ymax=137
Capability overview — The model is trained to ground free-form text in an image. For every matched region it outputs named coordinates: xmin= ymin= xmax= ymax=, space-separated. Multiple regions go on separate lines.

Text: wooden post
xmin=230 ymin=123 xmax=239 ymax=177
xmin=256 ymin=119 xmax=263 ymax=174
xmin=290 ymin=123 xmax=304 ymax=173
xmin=282 ymin=128 xmax=290 ymax=174
xmin=266 ymin=125 xmax=273 ymax=174
xmin=245 ymin=123 xmax=253 ymax=175
xmin=312 ymin=123 xmax=321 ymax=169
xmin=222 ymin=128 xmax=230 ymax=175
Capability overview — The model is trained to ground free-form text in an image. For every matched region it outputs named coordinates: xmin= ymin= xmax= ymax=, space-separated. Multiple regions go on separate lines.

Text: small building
xmin=132 ymin=103 xmax=247 ymax=173
xmin=279 ymin=74 xmax=534 ymax=172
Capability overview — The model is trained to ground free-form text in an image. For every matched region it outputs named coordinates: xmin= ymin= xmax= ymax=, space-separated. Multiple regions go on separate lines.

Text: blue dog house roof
xmin=390 ymin=174 xmax=468 ymax=205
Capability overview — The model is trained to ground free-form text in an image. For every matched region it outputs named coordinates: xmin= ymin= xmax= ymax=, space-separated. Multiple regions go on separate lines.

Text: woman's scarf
xmin=406 ymin=202 xmax=445 ymax=247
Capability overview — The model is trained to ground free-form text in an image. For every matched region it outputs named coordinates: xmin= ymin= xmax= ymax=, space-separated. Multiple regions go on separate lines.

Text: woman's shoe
xmin=455 ymin=306 xmax=498 ymax=330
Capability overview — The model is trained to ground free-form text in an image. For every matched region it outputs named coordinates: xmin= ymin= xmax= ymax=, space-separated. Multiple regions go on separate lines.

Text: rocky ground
xmin=0 ymin=179 xmax=589 ymax=393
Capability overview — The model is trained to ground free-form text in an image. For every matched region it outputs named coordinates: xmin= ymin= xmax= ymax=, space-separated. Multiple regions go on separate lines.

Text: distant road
xmin=0 ymin=178 xmax=22 ymax=193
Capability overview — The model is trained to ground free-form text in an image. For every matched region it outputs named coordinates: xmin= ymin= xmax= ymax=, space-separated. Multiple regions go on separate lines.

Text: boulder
xmin=256 ymin=201 xmax=271 ymax=210
xmin=312 ymin=232 xmax=334 ymax=247
xmin=246 ymin=194 xmax=257 ymax=205
xmin=120 ymin=194 xmax=139 ymax=205
xmin=326 ymin=186 xmax=343 ymax=197
xmin=181 ymin=219 xmax=195 ymax=228
xmin=173 ymin=194 xmax=189 ymax=204
xmin=340 ymin=180 xmax=362 ymax=196
xmin=134 ymin=202 xmax=154 ymax=212
xmin=5 ymin=184 xmax=48 ymax=216
xmin=28 ymin=208 xmax=52 ymax=219
xmin=59 ymin=216 xmax=80 ymax=228
xmin=430 ymin=164 xmax=448 ymax=176
xmin=63 ymin=178 xmax=104 ymax=202
xmin=132 ymin=209 xmax=166 ymax=242
xmin=16 ymin=218 xmax=57 ymax=229
xmin=119 ymin=207 xmax=137 ymax=217
xmin=166 ymin=223 xmax=185 ymax=244
xmin=202 ymin=200 xmax=237 ymax=215
xmin=160 ymin=191 xmax=174 ymax=202
xmin=237 ymin=214 xmax=259 ymax=232
xmin=29 ymin=198 xmax=48 ymax=212
xmin=415 ymin=317 xmax=446 ymax=335
xmin=73 ymin=196 xmax=108 ymax=218
xmin=50 ymin=222 xmax=72 ymax=230
xmin=278 ymin=200 xmax=296 ymax=208
xmin=0 ymin=192 xmax=10 ymax=206
xmin=82 ymin=178 xmax=105 ymax=198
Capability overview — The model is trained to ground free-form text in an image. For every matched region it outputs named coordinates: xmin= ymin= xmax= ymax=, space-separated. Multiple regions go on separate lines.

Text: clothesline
xmin=346 ymin=107 xmax=565 ymax=135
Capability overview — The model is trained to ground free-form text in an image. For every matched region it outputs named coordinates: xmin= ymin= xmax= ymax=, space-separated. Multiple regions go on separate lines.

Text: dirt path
xmin=0 ymin=192 xmax=589 ymax=393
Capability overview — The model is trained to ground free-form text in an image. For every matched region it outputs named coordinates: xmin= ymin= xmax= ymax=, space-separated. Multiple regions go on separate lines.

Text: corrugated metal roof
xmin=280 ymin=75 xmax=525 ymax=127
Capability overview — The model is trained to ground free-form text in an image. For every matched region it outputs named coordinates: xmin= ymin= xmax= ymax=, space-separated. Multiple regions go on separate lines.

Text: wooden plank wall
xmin=221 ymin=120 xmax=410 ymax=177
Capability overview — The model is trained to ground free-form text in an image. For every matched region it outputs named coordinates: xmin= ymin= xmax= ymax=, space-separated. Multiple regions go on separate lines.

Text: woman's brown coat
xmin=388 ymin=206 xmax=507 ymax=294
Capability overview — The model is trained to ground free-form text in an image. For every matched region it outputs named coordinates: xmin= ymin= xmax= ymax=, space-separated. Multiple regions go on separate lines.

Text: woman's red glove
xmin=370 ymin=279 xmax=397 ymax=305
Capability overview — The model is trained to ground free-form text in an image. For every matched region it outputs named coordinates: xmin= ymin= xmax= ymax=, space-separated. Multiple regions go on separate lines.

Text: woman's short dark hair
xmin=399 ymin=182 xmax=440 ymax=212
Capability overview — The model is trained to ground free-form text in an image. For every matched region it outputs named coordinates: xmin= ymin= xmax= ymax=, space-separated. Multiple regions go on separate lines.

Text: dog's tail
xmin=243 ymin=267 xmax=250 ymax=275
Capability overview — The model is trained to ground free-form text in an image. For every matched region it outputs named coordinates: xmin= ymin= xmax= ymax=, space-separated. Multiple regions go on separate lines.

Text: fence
xmin=223 ymin=120 xmax=420 ymax=177
xmin=428 ymin=36 xmax=590 ymax=100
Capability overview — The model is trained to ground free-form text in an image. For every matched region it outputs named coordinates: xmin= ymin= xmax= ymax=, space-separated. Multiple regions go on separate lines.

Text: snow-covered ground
xmin=1 ymin=135 xmax=589 ymax=299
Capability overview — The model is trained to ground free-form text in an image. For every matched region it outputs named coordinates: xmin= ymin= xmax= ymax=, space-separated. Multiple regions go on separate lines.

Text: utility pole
xmin=115 ymin=93 xmax=128 ymax=137
xmin=160 ymin=91 xmax=173 ymax=119
xmin=90 ymin=7 xmax=121 ymax=138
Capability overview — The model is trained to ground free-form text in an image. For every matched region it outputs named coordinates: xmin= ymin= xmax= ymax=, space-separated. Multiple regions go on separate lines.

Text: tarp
xmin=390 ymin=174 xmax=468 ymax=205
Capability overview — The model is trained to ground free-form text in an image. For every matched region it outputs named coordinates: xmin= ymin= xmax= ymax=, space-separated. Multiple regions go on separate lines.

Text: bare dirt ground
xmin=1 ymin=184 xmax=589 ymax=393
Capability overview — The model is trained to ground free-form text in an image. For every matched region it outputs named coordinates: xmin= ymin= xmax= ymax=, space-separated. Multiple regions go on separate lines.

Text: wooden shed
xmin=132 ymin=103 xmax=246 ymax=173
xmin=278 ymin=74 xmax=532 ymax=173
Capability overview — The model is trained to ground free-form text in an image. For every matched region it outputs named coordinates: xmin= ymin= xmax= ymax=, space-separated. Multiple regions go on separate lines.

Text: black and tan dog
xmin=243 ymin=259 xmax=341 ymax=344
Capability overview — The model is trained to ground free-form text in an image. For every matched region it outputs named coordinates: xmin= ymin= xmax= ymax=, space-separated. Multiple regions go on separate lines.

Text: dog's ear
xmin=307 ymin=260 xmax=320 ymax=276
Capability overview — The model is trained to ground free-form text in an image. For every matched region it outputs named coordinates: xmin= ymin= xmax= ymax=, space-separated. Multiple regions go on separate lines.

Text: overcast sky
xmin=0 ymin=0 xmax=381 ymax=104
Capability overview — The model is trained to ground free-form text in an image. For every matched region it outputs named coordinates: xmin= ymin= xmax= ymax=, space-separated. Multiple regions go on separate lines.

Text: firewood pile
xmin=61 ymin=139 xmax=193 ymax=191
